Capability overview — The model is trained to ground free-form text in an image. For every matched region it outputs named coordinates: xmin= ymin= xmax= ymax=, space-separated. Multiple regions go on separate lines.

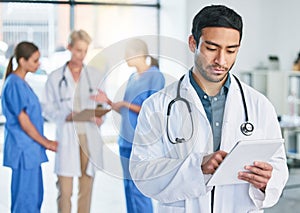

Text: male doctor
xmin=129 ymin=5 xmax=289 ymax=213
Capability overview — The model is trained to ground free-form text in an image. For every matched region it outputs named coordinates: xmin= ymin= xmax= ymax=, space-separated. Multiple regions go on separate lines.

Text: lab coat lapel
xmin=180 ymin=73 xmax=214 ymax=152
xmin=180 ymin=73 xmax=208 ymax=119
xmin=65 ymin=66 xmax=76 ymax=92
xmin=221 ymin=74 xmax=245 ymax=151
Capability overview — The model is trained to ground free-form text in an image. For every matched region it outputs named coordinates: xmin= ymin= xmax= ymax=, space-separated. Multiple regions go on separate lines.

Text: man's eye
xmin=206 ymin=47 xmax=216 ymax=51
xmin=227 ymin=50 xmax=236 ymax=54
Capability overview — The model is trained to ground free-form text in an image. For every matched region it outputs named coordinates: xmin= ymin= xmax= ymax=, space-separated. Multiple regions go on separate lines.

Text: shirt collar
xmin=189 ymin=69 xmax=231 ymax=97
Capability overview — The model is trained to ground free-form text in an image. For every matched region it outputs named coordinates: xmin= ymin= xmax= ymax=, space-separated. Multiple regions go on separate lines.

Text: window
xmin=0 ymin=0 xmax=160 ymax=137
xmin=0 ymin=1 xmax=159 ymax=72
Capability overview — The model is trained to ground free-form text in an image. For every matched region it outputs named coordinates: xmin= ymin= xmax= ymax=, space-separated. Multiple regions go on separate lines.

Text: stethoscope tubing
xmin=58 ymin=62 xmax=93 ymax=102
xmin=166 ymin=73 xmax=254 ymax=144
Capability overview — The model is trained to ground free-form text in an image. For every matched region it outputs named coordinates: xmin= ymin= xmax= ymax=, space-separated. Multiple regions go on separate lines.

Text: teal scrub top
xmin=1 ymin=74 xmax=48 ymax=169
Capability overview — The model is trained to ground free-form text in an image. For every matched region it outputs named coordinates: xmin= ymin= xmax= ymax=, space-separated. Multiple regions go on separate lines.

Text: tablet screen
xmin=206 ymin=138 xmax=284 ymax=186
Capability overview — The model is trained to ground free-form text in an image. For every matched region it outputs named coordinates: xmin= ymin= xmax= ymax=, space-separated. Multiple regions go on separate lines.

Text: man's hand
xmin=238 ymin=161 xmax=273 ymax=191
xmin=201 ymin=150 xmax=227 ymax=174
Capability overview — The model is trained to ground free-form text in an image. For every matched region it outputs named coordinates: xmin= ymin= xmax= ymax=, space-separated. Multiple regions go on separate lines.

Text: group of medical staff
xmin=1 ymin=29 xmax=165 ymax=213
xmin=2 ymin=30 xmax=103 ymax=213
xmin=1 ymin=4 xmax=290 ymax=213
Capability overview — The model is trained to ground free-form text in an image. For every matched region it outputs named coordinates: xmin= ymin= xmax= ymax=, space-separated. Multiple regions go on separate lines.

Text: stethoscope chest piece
xmin=240 ymin=121 xmax=254 ymax=136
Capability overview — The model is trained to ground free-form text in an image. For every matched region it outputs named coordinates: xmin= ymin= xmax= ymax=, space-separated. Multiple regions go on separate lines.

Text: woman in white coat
xmin=42 ymin=30 xmax=104 ymax=213
xmin=129 ymin=5 xmax=289 ymax=213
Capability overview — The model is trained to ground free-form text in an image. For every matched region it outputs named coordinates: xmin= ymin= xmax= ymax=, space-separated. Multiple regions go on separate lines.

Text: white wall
xmin=160 ymin=0 xmax=187 ymax=42
xmin=160 ymin=0 xmax=300 ymax=72
xmin=159 ymin=0 xmax=191 ymax=83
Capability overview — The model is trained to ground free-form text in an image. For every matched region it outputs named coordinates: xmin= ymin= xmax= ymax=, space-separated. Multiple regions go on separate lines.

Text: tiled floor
xmin=1 ymin=123 xmax=300 ymax=212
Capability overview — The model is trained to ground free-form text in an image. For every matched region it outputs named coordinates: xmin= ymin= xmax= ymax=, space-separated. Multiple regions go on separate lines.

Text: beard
xmin=195 ymin=60 xmax=235 ymax=83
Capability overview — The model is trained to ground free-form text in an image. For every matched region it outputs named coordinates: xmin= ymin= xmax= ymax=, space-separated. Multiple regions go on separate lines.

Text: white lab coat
xmin=42 ymin=64 xmax=104 ymax=177
xmin=129 ymin=73 xmax=289 ymax=213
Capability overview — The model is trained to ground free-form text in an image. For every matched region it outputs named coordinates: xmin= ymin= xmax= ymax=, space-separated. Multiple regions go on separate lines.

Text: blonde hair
xmin=68 ymin=29 xmax=92 ymax=46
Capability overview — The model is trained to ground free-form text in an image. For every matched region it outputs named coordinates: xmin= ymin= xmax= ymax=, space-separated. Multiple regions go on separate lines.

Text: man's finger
xmin=253 ymin=161 xmax=273 ymax=171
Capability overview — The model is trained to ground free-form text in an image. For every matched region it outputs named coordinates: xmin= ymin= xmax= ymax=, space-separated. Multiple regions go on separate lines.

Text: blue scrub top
xmin=1 ymin=74 xmax=48 ymax=169
xmin=119 ymin=66 xmax=165 ymax=148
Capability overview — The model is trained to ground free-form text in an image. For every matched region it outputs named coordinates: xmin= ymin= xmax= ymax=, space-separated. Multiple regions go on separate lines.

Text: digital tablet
xmin=206 ymin=138 xmax=284 ymax=186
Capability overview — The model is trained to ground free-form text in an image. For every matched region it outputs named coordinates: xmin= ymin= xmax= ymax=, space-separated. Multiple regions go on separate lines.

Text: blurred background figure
xmin=42 ymin=30 xmax=104 ymax=213
xmin=0 ymin=41 xmax=8 ymax=79
xmin=91 ymin=38 xmax=165 ymax=213
xmin=1 ymin=41 xmax=57 ymax=213
xmin=293 ymin=51 xmax=300 ymax=71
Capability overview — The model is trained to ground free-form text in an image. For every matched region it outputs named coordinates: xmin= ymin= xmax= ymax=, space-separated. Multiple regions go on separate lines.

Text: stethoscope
xmin=166 ymin=74 xmax=254 ymax=144
xmin=58 ymin=61 xmax=93 ymax=102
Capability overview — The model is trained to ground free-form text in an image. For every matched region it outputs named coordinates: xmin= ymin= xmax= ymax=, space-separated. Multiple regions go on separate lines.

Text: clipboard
xmin=206 ymin=138 xmax=284 ymax=186
xmin=72 ymin=108 xmax=111 ymax=122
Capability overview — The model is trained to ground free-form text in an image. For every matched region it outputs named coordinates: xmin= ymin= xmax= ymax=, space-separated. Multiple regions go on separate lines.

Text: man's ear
xmin=188 ymin=35 xmax=197 ymax=53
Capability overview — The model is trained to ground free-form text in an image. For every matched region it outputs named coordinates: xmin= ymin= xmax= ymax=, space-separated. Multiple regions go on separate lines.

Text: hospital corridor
xmin=1 ymin=0 xmax=300 ymax=213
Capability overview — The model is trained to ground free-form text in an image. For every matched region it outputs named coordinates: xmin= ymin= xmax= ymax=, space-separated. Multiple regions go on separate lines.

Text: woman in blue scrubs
xmin=118 ymin=39 xmax=165 ymax=213
xmin=1 ymin=41 xmax=57 ymax=213
xmin=91 ymin=38 xmax=165 ymax=213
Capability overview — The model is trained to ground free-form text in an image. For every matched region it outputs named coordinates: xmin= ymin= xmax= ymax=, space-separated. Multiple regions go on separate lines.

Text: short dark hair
xmin=192 ymin=5 xmax=243 ymax=47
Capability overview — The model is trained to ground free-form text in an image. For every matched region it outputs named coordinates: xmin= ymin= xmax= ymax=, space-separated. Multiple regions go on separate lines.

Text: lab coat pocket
xmin=157 ymin=204 xmax=185 ymax=213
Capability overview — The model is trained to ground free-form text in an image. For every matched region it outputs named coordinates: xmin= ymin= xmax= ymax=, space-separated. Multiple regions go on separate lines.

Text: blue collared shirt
xmin=190 ymin=70 xmax=231 ymax=151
